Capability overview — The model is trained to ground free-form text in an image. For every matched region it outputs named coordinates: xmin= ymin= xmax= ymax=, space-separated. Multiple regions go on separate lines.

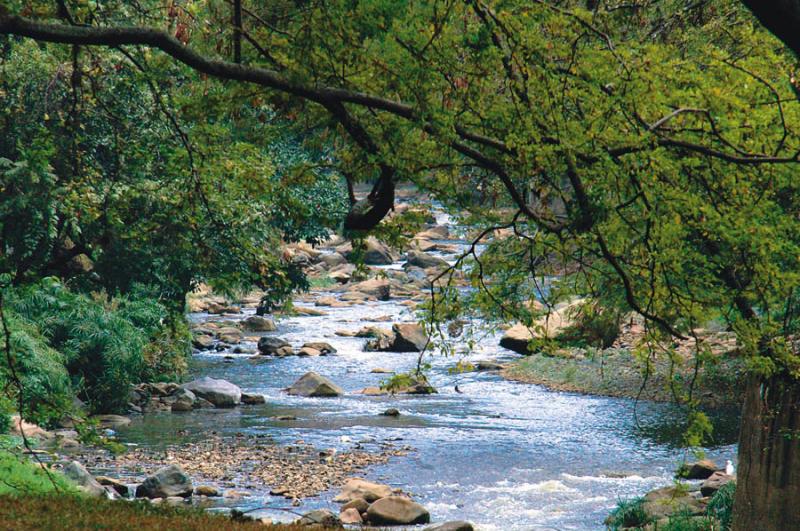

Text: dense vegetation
xmin=1 ymin=0 xmax=800 ymax=528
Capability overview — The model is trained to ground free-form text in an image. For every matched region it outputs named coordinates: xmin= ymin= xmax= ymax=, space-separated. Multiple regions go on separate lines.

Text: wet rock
xmin=340 ymin=507 xmax=363 ymax=524
xmin=371 ymin=367 xmax=393 ymax=373
xmin=168 ymin=388 xmax=197 ymax=412
xmin=195 ymin=485 xmax=220 ymax=497
xmin=399 ymin=377 xmax=437 ymax=395
xmin=294 ymin=306 xmax=328 ymax=316
xmin=340 ymin=291 xmax=373 ymax=303
xmin=405 ymin=250 xmax=449 ymax=270
xmin=366 ymin=496 xmax=431 ymax=525
xmin=328 ymin=269 xmax=354 ymax=284
xmin=136 ymin=464 xmax=193 ymax=499
xmin=345 ymin=237 xmax=395 ymax=265
xmin=348 ymin=278 xmax=391 ymax=300
xmin=257 ymin=336 xmax=291 ymax=355
xmin=415 ymin=225 xmax=450 ymax=240
xmin=63 ymin=461 xmax=107 ymax=497
xmin=341 ymin=497 xmax=370 ymax=513
xmin=287 ymin=372 xmax=344 ymax=397
xmin=475 ymin=360 xmax=505 ymax=371
xmin=335 ymin=329 xmax=357 ymax=337
xmin=391 ymin=323 xmax=429 ymax=352
xmin=241 ymin=392 xmax=266 ymax=405
xmin=701 ymin=471 xmax=735 ymax=497
xmin=320 ymin=252 xmax=348 ymax=268
xmin=297 ymin=346 xmax=322 ymax=357
xmin=499 ymin=324 xmax=534 ymax=355
xmin=382 ymin=408 xmax=400 ymax=417
xmin=275 ymin=346 xmax=295 ymax=357
xmin=642 ymin=486 xmax=705 ymax=520
xmin=303 ymin=342 xmax=337 ymax=354
xmin=425 ymin=522 xmax=475 ymax=531
xmin=297 ymin=509 xmax=341 ymax=526
xmin=192 ymin=334 xmax=215 ymax=350
xmin=677 ymin=459 xmax=719 ymax=480
xmin=182 ymin=377 xmax=241 ymax=407
xmin=96 ymin=476 xmax=130 ymax=497
xmin=207 ymin=302 xmax=241 ymax=314
xmin=241 ymin=315 xmax=277 ymax=332
xmin=361 ymin=387 xmax=388 ymax=396
xmin=333 ymin=478 xmax=393 ymax=503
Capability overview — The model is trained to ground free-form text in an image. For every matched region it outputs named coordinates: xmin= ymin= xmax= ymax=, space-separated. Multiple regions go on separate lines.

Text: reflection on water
xmin=114 ymin=296 xmax=739 ymax=530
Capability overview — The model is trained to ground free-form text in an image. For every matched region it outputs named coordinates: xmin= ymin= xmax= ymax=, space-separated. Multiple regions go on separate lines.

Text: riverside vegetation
xmin=2 ymin=0 xmax=800 ymax=530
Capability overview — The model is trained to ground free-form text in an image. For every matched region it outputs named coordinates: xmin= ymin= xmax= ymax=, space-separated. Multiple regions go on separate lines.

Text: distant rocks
xmin=287 ymin=372 xmax=344 ymax=397
xmin=333 ymin=478 xmax=394 ymax=503
xmin=241 ymin=392 xmax=266 ymax=405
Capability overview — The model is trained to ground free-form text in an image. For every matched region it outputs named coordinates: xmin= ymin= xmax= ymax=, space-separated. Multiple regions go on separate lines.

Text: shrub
xmin=706 ymin=482 xmax=735 ymax=530
xmin=558 ymin=301 xmax=623 ymax=349
xmin=4 ymin=279 xmax=189 ymax=415
xmin=606 ymin=496 xmax=651 ymax=530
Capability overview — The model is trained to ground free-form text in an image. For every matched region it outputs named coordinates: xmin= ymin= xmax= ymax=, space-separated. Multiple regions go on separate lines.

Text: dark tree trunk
xmin=343 ymin=165 xmax=395 ymax=232
xmin=232 ymin=0 xmax=242 ymax=63
xmin=733 ymin=373 xmax=800 ymax=530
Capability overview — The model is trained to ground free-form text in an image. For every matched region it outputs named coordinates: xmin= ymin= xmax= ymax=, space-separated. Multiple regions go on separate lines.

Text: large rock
xmin=182 ymin=377 xmax=241 ymax=407
xmin=642 ymin=486 xmax=705 ymax=520
xmin=366 ymin=496 xmax=431 ymax=525
xmin=241 ymin=315 xmax=277 ymax=332
xmin=333 ymin=478 xmax=394 ymax=503
xmin=415 ymin=225 xmax=450 ymax=240
xmin=287 ymin=372 xmax=344 ymax=397
xmin=340 ymin=507 xmax=363 ymax=524
xmin=351 ymin=237 xmax=395 ymax=265
xmin=405 ymin=250 xmax=449 ymax=270
xmin=63 ymin=461 xmax=107 ymax=497
xmin=257 ymin=336 xmax=291 ymax=355
xmin=297 ymin=509 xmax=341 ymax=526
xmin=425 ymin=522 xmax=475 ymax=531
xmin=391 ymin=323 xmax=429 ymax=352
xmin=168 ymin=388 xmax=197 ymax=412
xmin=499 ymin=299 xmax=584 ymax=354
xmin=701 ymin=471 xmax=735 ymax=497
xmin=678 ymin=459 xmax=719 ymax=480
xmin=320 ymin=252 xmax=347 ymax=268
xmin=136 ymin=464 xmax=193 ymax=499
xmin=348 ymin=278 xmax=390 ymax=300
xmin=499 ymin=324 xmax=534 ymax=355
xmin=302 ymin=342 xmax=337 ymax=354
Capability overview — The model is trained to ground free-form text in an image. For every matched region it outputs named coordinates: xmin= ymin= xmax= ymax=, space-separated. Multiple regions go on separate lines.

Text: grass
xmin=606 ymin=496 xmax=651 ymax=530
xmin=503 ymin=348 xmax=744 ymax=408
xmin=0 ymin=451 xmax=75 ymax=495
xmin=0 ymin=495 xmax=341 ymax=530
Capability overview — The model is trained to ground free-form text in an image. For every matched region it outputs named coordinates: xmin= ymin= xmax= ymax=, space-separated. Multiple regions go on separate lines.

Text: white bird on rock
xmin=725 ymin=460 xmax=735 ymax=475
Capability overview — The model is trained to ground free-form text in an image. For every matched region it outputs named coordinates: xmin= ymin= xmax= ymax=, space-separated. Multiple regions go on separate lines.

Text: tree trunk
xmin=733 ymin=373 xmax=800 ymax=530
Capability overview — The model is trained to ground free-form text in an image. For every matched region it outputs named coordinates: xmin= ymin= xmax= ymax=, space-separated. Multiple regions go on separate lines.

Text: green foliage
xmin=0 ymin=452 xmax=74 ymax=495
xmin=607 ymin=497 xmax=651 ymax=530
xmin=707 ymin=482 xmax=736 ymax=531
xmin=3 ymin=279 xmax=189 ymax=416
xmin=557 ymin=302 xmax=623 ymax=349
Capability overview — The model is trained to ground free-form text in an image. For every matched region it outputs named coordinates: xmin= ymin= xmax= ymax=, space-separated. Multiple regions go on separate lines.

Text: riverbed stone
xmin=382 ymin=408 xmax=400 ymax=417
xmin=257 ymin=336 xmax=291 ymax=355
xmin=701 ymin=471 xmax=735 ymax=497
xmin=320 ymin=252 xmax=347 ymax=268
xmin=96 ymin=476 xmax=129 ymax=497
xmin=677 ymin=459 xmax=719 ymax=480
xmin=302 ymin=342 xmax=337 ymax=354
xmin=405 ymin=250 xmax=449 ymax=270
xmin=366 ymin=495 xmax=431 ymax=525
xmin=136 ymin=464 xmax=193 ymax=499
xmin=499 ymin=324 xmax=534 ymax=354
xmin=391 ymin=323 xmax=429 ymax=352
xmin=192 ymin=334 xmax=215 ymax=350
xmin=642 ymin=486 xmax=705 ymax=520
xmin=241 ymin=392 xmax=266 ymax=405
xmin=475 ymin=360 xmax=505 ymax=371
xmin=425 ymin=522 xmax=475 ymax=531
xmin=297 ymin=509 xmax=341 ymax=526
xmin=241 ymin=315 xmax=277 ymax=332
xmin=195 ymin=485 xmax=220 ymax=497
xmin=341 ymin=497 xmax=370 ymax=513
xmin=345 ymin=237 xmax=395 ymax=265
xmin=169 ymin=388 xmax=197 ymax=412
xmin=333 ymin=478 xmax=394 ymax=503
xmin=416 ymin=225 xmax=450 ymax=240
xmin=340 ymin=507 xmax=363 ymax=524
xmin=63 ymin=461 xmax=107 ymax=497
xmin=182 ymin=377 xmax=241 ymax=407
xmin=287 ymin=372 xmax=344 ymax=397
xmin=348 ymin=278 xmax=390 ymax=300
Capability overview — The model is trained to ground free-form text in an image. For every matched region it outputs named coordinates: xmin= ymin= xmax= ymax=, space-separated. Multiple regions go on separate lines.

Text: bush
xmin=3 ymin=279 xmax=189 ymax=416
xmin=557 ymin=301 xmax=623 ymax=349
xmin=607 ymin=496 xmax=651 ymax=530
xmin=706 ymin=482 xmax=735 ymax=530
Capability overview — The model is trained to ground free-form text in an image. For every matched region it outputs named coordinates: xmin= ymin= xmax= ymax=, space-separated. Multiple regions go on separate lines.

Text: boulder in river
xmin=302 ymin=342 xmax=337 ymax=354
xmin=241 ymin=392 xmax=266 ymax=405
xmin=340 ymin=507 xmax=363 ymax=524
xmin=257 ymin=336 xmax=291 ymax=355
xmin=241 ymin=315 xmax=277 ymax=332
xmin=474 ymin=360 xmax=506 ymax=371
xmin=641 ymin=486 xmax=704 ymax=520
xmin=701 ymin=471 xmax=735 ymax=497
xmin=182 ymin=377 xmax=241 ymax=407
xmin=333 ymin=478 xmax=394 ymax=503
xmin=63 ymin=461 xmax=107 ymax=497
xmin=341 ymin=497 xmax=370 ymax=513
xmin=677 ymin=459 xmax=719 ymax=480
xmin=391 ymin=323 xmax=429 ymax=352
xmin=192 ymin=334 xmax=214 ymax=350
xmin=366 ymin=495 xmax=431 ymax=525
xmin=167 ymin=388 xmax=197 ymax=412
xmin=345 ymin=237 xmax=395 ymax=265
xmin=287 ymin=372 xmax=344 ymax=397
xmin=499 ymin=323 xmax=534 ymax=355
xmin=425 ymin=522 xmax=476 ymax=531
xmin=415 ymin=225 xmax=450 ymax=240
xmin=135 ymin=464 xmax=193 ymax=499
xmin=404 ymin=250 xmax=449 ymax=270
xmin=348 ymin=278 xmax=391 ymax=300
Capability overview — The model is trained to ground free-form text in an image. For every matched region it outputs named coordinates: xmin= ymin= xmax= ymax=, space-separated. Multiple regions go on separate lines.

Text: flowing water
xmin=112 ymin=225 xmax=739 ymax=530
